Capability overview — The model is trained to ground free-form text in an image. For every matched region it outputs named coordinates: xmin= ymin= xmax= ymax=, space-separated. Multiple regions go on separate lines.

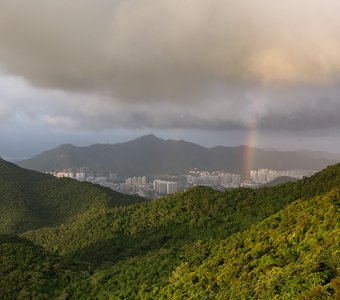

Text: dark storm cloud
xmin=1 ymin=1 xmax=340 ymax=99
xmin=259 ymin=107 xmax=340 ymax=131
xmin=0 ymin=0 xmax=340 ymax=133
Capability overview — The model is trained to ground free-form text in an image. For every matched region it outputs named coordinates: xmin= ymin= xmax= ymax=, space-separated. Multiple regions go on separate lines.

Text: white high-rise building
xmin=142 ymin=176 xmax=147 ymax=185
xmin=167 ymin=182 xmax=178 ymax=194
xmin=232 ymin=174 xmax=241 ymax=184
xmin=154 ymin=180 xmax=178 ymax=194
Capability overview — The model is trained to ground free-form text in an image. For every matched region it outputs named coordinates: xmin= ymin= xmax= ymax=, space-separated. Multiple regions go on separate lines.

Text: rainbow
xmin=242 ymin=119 xmax=257 ymax=180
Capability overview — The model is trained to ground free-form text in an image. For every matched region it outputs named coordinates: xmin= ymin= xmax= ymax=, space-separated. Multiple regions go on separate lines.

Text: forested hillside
xmin=0 ymin=235 xmax=88 ymax=299
xmin=0 ymin=158 xmax=145 ymax=234
xmin=1 ymin=160 xmax=339 ymax=299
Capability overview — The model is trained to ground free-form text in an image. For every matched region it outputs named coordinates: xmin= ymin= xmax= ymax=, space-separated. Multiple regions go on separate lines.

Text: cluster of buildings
xmin=48 ymin=166 xmax=316 ymax=197
xmin=125 ymin=176 xmax=147 ymax=186
xmin=118 ymin=176 xmax=150 ymax=196
xmin=48 ymin=168 xmax=87 ymax=180
xmin=118 ymin=178 xmax=179 ymax=198
xmin=249 ymin=169 xmax=316 ymax=184
xmin=47 ymin=168 xmax=179 ymax=198
xmin=186 ymin=170 xmax=241 ymax=188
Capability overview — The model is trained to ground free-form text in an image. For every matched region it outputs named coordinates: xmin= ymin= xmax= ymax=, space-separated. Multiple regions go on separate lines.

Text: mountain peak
xmin=133 ymin=134 xmax=163 ymax=142
xmin=141 ymin=133 xmax=159 ymax=139
xmin=57 ymin=143 xmax=76 ymax=149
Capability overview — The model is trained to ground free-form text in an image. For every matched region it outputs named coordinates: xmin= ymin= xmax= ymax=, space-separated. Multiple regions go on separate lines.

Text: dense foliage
xmin=155 ymin=188 xmax=340 ymax=299
xmin=0 ymin=160 xmax=340 ymax=299
xmin=0 ymin=235 xmax=89 ymax=299
xmin=0 ymin=158 xmax=145 ymax=234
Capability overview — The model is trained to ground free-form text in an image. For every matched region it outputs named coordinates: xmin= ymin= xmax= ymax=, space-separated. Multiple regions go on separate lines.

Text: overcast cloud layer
xmin=1 ymin=0 xmax=340 ymax=155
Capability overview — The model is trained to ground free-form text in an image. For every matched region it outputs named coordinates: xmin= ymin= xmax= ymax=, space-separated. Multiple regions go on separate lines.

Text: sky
xmin=1 ymin=0 xmax=340 ymax=158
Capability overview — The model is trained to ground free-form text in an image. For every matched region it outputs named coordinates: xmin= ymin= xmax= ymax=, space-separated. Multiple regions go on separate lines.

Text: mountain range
xmin=18 ymin=134 xmax=338 ymax=177
xmin=0 ymin=158 xmax=339 ymax=298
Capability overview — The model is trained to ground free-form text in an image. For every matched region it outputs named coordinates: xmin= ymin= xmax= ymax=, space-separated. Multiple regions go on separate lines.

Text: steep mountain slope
xmin=18 ymin=134 xmax=336 ymax=176
xmin=154 ymin=188 xmax=340 ymax=299
xmin=20 ymin=164 xmax=340 ymax=298
xmin=1 ymin=163 xmax=339 ymax=298
xmin=0 ymin=158 xmax=145 ymax=234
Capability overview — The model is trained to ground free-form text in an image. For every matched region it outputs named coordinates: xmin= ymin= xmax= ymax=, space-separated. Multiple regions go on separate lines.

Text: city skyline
xmin=46 ymin=165 xmax=315 ymax=198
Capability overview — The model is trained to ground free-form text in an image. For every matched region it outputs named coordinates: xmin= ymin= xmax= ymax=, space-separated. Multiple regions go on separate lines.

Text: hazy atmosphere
xmin=1 ymin=0 xmax=340 ymax=157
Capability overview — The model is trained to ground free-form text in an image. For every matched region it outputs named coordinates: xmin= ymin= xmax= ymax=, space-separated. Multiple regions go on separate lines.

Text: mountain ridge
xmin=17 ymin=135 xmax=337 ymax=177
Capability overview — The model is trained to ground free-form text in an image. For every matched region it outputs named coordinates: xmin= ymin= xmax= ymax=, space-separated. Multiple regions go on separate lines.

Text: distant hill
xmin=18 ymin=134 xmax=337 ymax=177
xmin=0 ymin=158 xmax=145 ymax=234
xmin=264 ymin=176 xmax=298 ymax=187
xmin=297 ymin=149 xmax=340 ymax=161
